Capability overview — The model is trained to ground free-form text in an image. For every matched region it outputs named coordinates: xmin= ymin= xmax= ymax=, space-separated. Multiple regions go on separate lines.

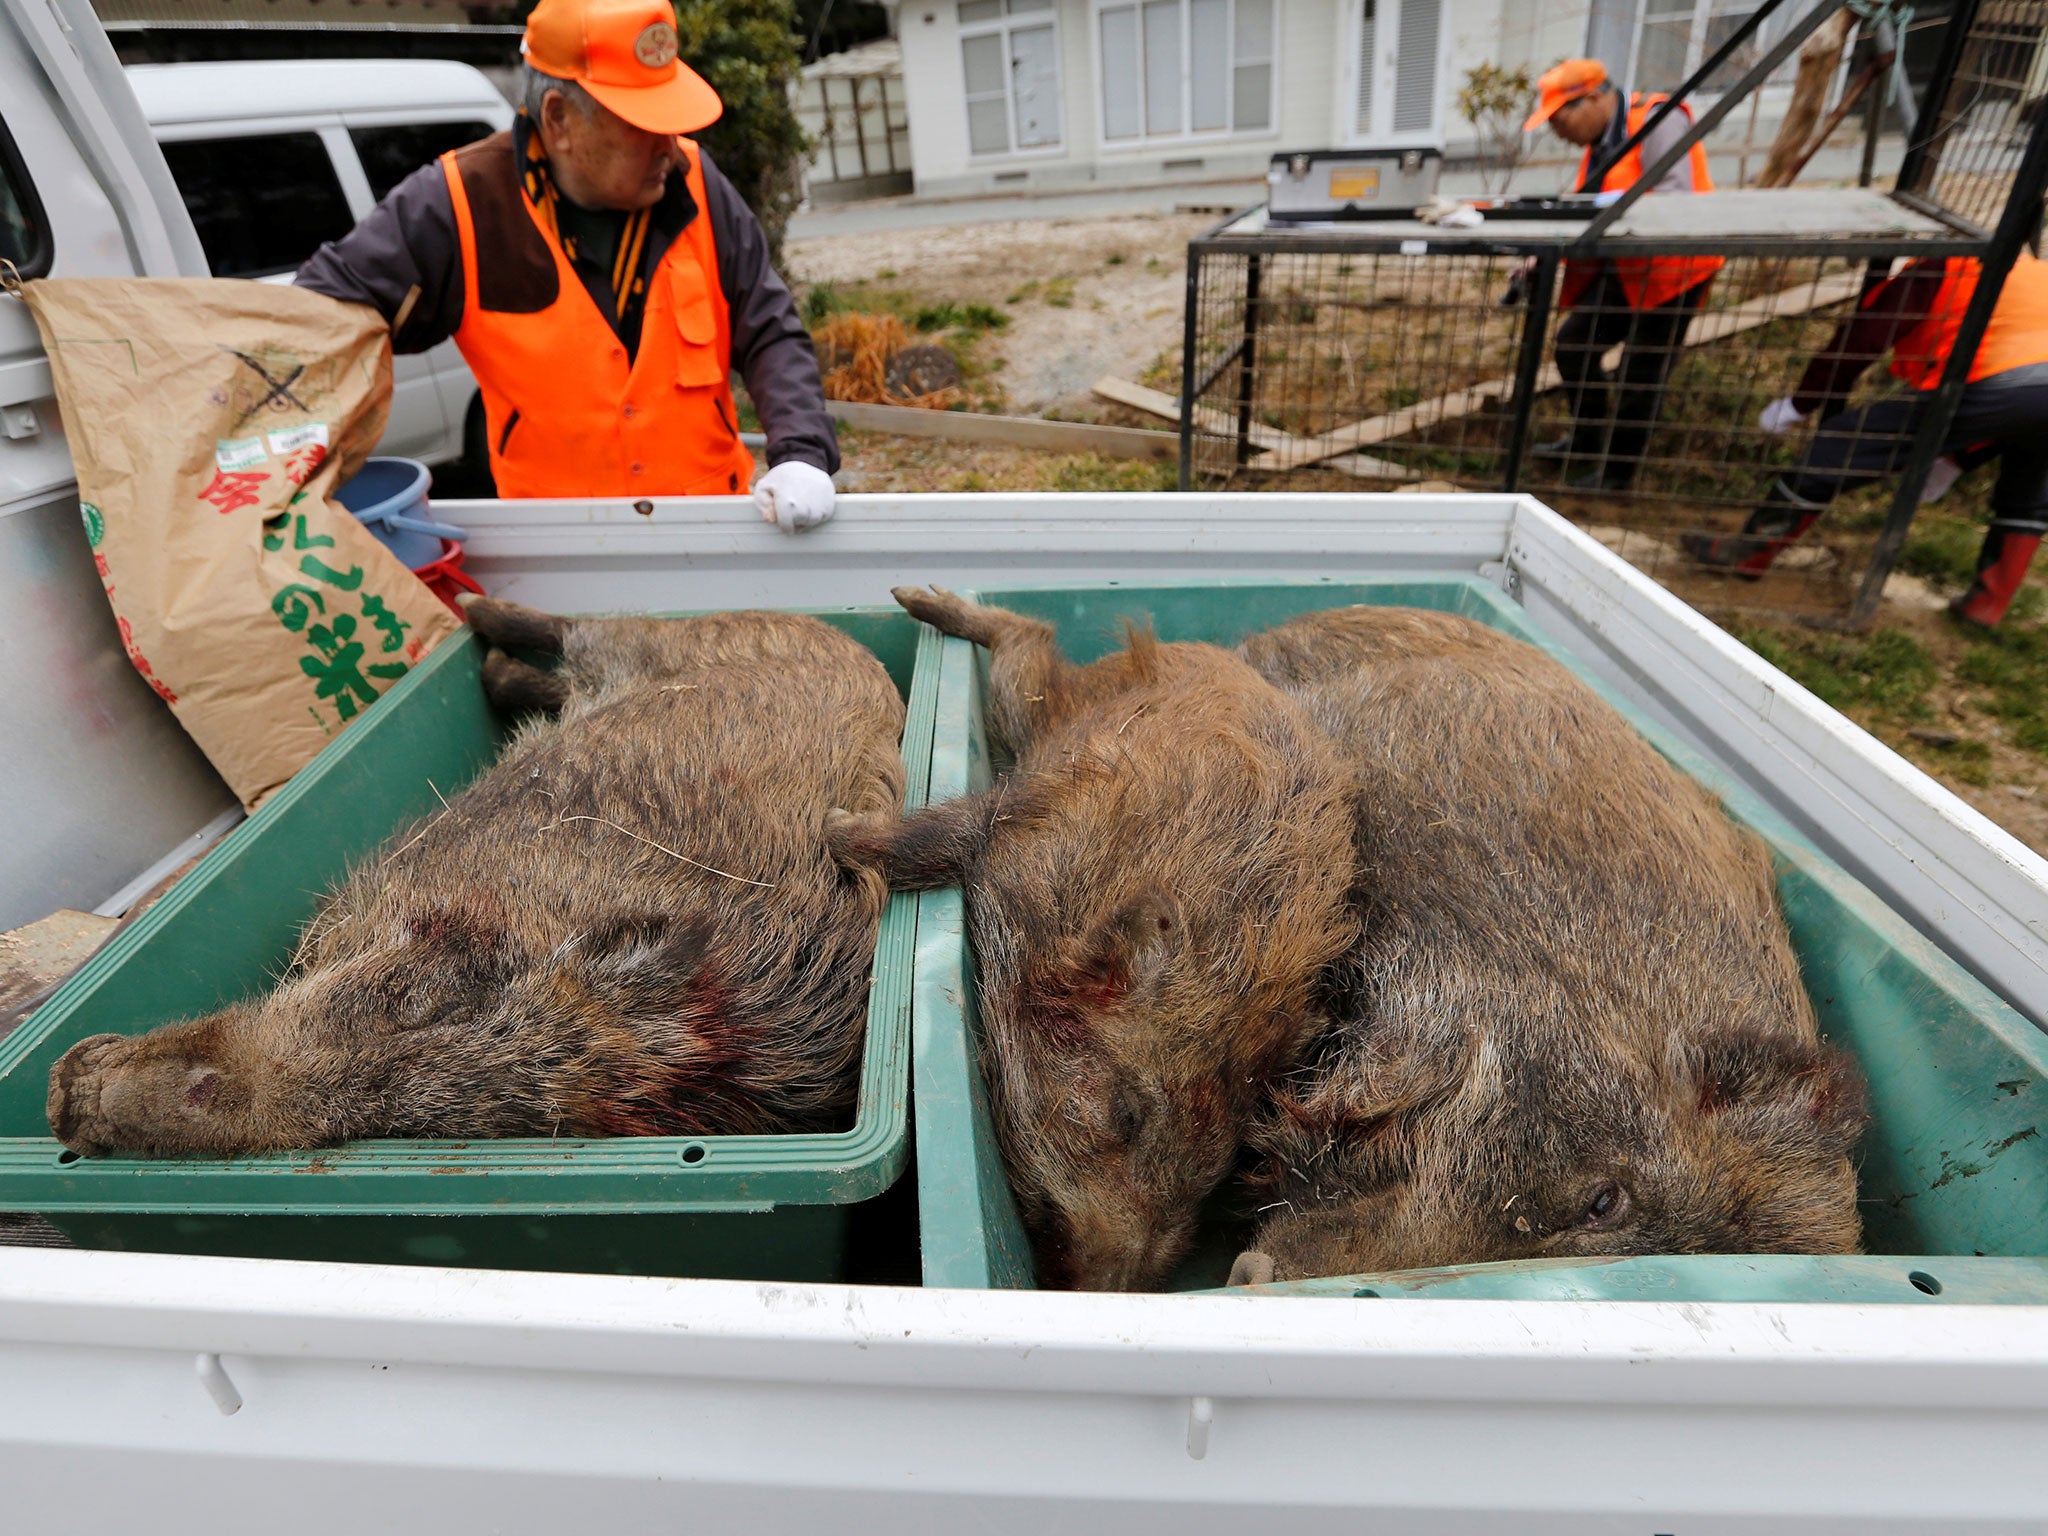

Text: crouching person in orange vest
xmin=1524 ymin=59 xmax=1723 ymax=492
xmin=1684 ymin=252 xmax=2048 ymax=627
xmin=297 ymin=0 xmax=836 ymax=532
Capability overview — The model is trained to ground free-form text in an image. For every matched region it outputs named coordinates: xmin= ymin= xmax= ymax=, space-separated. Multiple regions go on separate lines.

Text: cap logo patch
xmin=633 ymin=21 xmax=678 ymax=68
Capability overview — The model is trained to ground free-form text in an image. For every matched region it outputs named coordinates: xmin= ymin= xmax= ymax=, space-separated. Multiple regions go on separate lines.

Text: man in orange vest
xmin=1523 ymin=59 xmax=1722 ymax=491
xmin=1683 ymin=253 xmax=2048 ymax=626
xmin=297 ymin=0 xmax=836 ymax=531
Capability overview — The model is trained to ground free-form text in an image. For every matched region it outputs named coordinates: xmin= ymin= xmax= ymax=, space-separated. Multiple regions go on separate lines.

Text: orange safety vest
xmin=1560 ymin=94 xmax=1724 ymax=312
xmin=440 ymin=132 xmax=757 ymax=499
xmin=1888 ymin=251 xmax=2048 ymax=390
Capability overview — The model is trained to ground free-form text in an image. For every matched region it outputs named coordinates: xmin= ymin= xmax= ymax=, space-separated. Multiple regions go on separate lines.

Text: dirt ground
xmin=780 ymin=212 xmax=2048 ymax=855
xmin=786 ymin=212 xmax=1207 ymax=415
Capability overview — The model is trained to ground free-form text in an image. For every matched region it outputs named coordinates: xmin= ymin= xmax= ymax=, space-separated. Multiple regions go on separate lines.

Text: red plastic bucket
xmin=412 ymin=538 xmax=483 ymax=616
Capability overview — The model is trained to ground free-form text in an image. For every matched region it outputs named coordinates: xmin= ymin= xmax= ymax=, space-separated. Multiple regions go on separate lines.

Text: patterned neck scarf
xmin=518 ymin=111 xmax=655 ymax=352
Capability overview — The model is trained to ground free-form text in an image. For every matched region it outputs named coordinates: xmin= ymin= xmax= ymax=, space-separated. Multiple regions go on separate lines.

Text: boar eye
xmin=1577 ymin=1181 xmax=1629 ymax=1229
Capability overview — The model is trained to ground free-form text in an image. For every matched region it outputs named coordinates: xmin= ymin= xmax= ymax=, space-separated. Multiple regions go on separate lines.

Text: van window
xmin=0 ymin=115 xmax=51 ymax=279
xmin=352 ymin=122 xmax=496 ymax=203
xmin=159 ymin=133 xmax=355 ymax=279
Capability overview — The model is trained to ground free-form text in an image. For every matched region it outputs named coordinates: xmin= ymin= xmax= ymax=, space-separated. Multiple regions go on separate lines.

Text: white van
xmin=125 ymin=59 xmax=512 ymax=478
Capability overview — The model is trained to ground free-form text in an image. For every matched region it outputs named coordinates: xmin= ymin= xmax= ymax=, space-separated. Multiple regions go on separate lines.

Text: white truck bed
xmin=3 ymin=490 xmax=2038 ymax=1532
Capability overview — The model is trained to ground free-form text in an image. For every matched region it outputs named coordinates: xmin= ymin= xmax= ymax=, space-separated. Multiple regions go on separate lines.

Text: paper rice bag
xmin=21 ymin=277 xmax=461 ymax=809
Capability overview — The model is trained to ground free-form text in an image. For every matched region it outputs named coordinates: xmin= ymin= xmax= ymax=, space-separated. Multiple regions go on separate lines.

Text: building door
xmin=960 ymin=0 xmax=1064 ymax=157
xmin=1009 ymin=21 xmax=1062 ymax=147
xmin=1343 ymin=0 xmax=1444 ymax=146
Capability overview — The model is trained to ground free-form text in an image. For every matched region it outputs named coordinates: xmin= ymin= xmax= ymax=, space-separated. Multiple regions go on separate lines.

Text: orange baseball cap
xmin=523 ymin=0 xmax=723 ymax=135
xmin=1523 ymin=58 xmax=1608 ymax=131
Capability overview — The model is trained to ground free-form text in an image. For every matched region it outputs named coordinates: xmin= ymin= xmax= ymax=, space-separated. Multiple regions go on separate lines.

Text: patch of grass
xmin=1007 ymin=280 xmax=1041 ymax=304
xmin=1106 ymin=252 xmax=1127 ymax=266
xmin=913 ymin=300 xmax=1010 ymax=334
xmin=803 ymin=280 xmax=921 ymax=328
xmin=1898 ymin=512 xmax=1981 ymax=588
xmin=1958 ymin=618 xmax=2048 ymax=753
xmin=1727 ymin=623 xmax=1939 ymax=716
xmin=877 ymin=267 xmax=898 ymax=279
xmin=1045 ymin=276 xmax=1076 ymax=308
xmin=1145 ymin=256 xmax=1165 ymax=273
xmin=1046 ymin=455 xmax=1179 ymax=493
xmin=1925 ymin=735 xmax=1995 ymax=786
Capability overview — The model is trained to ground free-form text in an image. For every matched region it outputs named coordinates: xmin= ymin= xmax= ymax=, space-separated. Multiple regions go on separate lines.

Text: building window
xmin=1098 ymin=0 xmax=1275 ymax=143
xmin=1351 ymin=0 xmax=1442 ymax=141
xmin=1632 ymin=0 xmax=1795 ymax=95
xmin=960 ymin=0 xmax=1063 ymax=157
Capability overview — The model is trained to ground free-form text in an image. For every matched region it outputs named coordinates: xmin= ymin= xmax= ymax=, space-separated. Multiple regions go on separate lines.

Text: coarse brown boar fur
xmin=829 ymin=587 xmax=1357 ymax=1291
xmin=46 ymin=599 xmax=905 ymax=1157
xmin=1228 ymin=606 xmax=1867 ymax=1285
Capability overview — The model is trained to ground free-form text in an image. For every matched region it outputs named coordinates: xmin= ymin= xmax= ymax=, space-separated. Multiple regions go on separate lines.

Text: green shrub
xmin=673 ymin=0 xmax=809 ymax=263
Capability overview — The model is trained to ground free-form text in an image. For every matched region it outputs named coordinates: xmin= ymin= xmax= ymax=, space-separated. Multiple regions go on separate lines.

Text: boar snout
xmin=1227 ymin=1250 xmax=1278 ymax=1287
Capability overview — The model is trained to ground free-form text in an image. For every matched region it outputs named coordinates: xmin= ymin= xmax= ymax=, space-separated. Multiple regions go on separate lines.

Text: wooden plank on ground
xmin=1089 ymin=377 xmax=1418 ymax=481
xmin=827 ymin=399 xmax=1180 ymax=459
xmin=1249 ymin=270 xmax=1868 ymax=472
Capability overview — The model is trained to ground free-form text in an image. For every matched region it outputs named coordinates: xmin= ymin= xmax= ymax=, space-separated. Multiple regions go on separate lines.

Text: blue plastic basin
xmin=335 ymin=458 xmax=464 ymax=569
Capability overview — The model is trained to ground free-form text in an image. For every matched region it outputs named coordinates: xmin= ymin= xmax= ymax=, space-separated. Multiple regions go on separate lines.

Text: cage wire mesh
xmin=1185 ymin=247 xmax=1951 ymax=616
xmin=1909 ymin=0 xmax=2048 ymax=230
xmin=1183 ymin=0 xmax=2048 ymax=622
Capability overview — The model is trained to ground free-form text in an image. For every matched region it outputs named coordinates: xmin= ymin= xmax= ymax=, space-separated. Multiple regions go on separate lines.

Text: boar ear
xmin=827 ymin=777 xmax=1042 ymax=891
xmin=1689 ymin=1028 xmax=1869 ymax=1158
xmin=1077 ymin=884 xmax=1182 ymax=993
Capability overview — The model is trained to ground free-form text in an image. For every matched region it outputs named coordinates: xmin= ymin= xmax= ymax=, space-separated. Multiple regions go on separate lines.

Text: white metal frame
xmin=957 ymin=0 xmax=1067 ymax=160
xmin=1334 ymin=0 xmax=1449 ymax=149
xmin=2 ymin=1243 xmax=2046 ymax=1530
xmin=1091 ymin=0 xmax=1281 ymax=151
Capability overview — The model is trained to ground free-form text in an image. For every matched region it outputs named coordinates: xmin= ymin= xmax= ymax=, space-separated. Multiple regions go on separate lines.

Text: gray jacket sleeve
xmin=699 ymin=152 xmax=839 ymax=475
xmin=1637 ymin=110 xmax=1699 ymax=194
xmin=294 ymin=161 xmax=465 ymax=354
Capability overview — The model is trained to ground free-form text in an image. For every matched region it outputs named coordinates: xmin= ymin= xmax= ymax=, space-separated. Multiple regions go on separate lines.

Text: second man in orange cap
xmin=1524 ymin=57 xmax=1722 ymax=492
xmin=299 ymin=0 xmax=838 ymax=531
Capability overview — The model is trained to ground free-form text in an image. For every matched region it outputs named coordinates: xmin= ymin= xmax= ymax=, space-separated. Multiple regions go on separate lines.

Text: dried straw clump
xmin=813 ymin=313 xmax=961 ymax=409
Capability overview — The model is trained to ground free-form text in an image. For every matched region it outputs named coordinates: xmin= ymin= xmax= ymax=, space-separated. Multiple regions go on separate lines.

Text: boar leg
xmin=892 ymin=586 xmax=1068 ymax=753
xmin=482 ymin=647 xmax=570 ymax=716
xmin=47 ymin=1021 xmax=319 ymax=1158
xmin=826 ymin=775 xmax=1052 ymax=888
xmin=458 ymin=594 xmax=571 ymax=655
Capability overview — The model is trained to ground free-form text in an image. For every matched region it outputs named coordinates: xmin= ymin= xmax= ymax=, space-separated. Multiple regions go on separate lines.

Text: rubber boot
xmin=1950 ymin=526 xmax=2044 ymax=628
xmin=1679 ymin=478 xmax=1827 ymax=580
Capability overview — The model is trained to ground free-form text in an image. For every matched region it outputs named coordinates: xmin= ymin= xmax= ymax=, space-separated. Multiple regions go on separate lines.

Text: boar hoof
xmin=1227 ymin=1250 xmax=1278 ymax=1288
xmin=482 ymin=648 xmax=571 ymax=716
xmin=46 ymin=1032 xmax=133 ymax=1156
xmin=890 ymin=586 xmax=981 ymax=640
xmin=461 ymin=597 xmax=571 ymax=655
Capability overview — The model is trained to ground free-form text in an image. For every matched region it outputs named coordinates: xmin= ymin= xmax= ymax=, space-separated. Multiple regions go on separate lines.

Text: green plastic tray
xmin=0 ymin=608 xmax=940 ymax=1281
xmin=908 ymin=578 xmax=2048 ymax=1302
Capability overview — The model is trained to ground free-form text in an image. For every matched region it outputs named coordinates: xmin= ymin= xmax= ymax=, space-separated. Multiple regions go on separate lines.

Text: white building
xmin=889 ymin=0 xmax=1817 ymax=198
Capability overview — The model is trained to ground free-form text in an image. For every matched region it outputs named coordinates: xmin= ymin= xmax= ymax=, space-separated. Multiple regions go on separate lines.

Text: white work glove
xmin=1757 ymin=396 xmax=1806 ymax=436
xmin=1919 ymin=454 xmax=1964 ymax=505
xmin=752 ymin=460 xmax=837 ymax=534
